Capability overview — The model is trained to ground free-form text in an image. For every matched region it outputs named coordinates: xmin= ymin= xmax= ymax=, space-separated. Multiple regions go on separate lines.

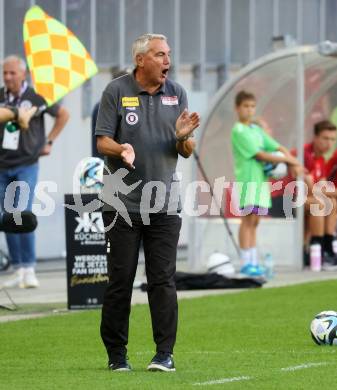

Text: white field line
xmin=193 ymin=376 xmax=252 ymax=386
xmin=280 ymin=362 xmax=328 ymax=371
xmin=191 ymin=361 xmax=330 ymax=386
xmin=135 ymin=350 xmax=336 ymax=355
xmin=135 ymin=351 xmax=330 ymax=386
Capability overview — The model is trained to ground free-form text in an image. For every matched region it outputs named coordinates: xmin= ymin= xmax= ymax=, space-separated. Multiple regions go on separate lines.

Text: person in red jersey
xmin=269 ymin=120 xmax=337 ymax=267
xmin=302 ymin=120 xmax=337 ymax=268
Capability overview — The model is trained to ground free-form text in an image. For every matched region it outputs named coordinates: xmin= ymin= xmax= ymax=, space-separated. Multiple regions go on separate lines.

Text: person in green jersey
xmin=231 ymin=90 xmax=302 ymax=276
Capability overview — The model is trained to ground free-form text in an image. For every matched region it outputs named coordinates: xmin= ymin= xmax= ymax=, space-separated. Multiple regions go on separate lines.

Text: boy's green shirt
xmin=231 ymin=122 xmax=280 ymax=209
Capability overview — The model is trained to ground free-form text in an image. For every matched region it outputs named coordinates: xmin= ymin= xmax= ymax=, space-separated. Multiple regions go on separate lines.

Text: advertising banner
xmin=64 ymin=194 xmax=108 ymax=309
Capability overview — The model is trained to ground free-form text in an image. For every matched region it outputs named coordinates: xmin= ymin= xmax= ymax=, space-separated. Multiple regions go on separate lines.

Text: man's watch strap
xmin=5 ymin=106 xmax=19 ymax=121
xmin=47 ymin=139 xmax=53 ymax=146
xmin=176 ymin=134 xmax=192 ymax=142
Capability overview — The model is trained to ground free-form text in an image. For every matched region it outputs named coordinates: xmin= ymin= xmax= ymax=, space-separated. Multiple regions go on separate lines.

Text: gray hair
xmin=3 ymin=55 xmax=27 ymax=71
xmin=132 ymin=33 xmax=167 ymax=65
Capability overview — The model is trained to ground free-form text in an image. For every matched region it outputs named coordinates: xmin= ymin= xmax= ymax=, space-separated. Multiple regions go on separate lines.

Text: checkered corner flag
xmin=23 ymin=5 xmax=98 ymax=107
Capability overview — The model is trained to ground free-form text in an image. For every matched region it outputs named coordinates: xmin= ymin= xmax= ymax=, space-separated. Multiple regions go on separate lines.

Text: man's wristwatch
xmin=5 ymin=106 xmax=19 ymax=121
xmin=46 ymin=139 xmax=53 ymax=146
xmin=176 ymin=134 xmax=192 ymax=142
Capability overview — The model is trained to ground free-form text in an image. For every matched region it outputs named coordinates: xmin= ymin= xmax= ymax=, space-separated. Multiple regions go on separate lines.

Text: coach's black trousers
xmin=100 ymin=211 xmax=181 ymax=362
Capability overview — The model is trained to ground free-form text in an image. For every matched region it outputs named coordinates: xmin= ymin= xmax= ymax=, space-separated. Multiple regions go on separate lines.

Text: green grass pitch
xmin=1 ymin=280 xmax=337 ymax=389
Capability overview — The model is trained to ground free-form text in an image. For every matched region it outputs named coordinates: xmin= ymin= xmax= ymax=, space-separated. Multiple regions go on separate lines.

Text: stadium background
xmin=1 ymin=0 xmax=337 ymax=259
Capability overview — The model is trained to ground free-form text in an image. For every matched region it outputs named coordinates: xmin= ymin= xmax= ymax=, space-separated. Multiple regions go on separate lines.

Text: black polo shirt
xmin=0 ymin=86 xmax=60 ymax=170
xmin=95 ymin=73 xmax=188 ymax=213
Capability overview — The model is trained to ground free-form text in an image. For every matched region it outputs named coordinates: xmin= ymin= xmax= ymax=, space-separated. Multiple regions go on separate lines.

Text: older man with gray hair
xmin=96 ymin=33 xmax=200 ymax=372
xmin=0 ymin=55 xmax=69 ymax=289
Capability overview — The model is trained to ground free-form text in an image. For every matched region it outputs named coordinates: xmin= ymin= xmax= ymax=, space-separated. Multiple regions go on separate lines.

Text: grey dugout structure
xmin=189 ymin=43 xmax=337 ymax=271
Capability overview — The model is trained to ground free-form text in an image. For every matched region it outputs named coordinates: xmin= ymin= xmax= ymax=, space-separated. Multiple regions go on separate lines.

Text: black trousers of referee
xmin=100 ymin=211 xmax=181 ymax=363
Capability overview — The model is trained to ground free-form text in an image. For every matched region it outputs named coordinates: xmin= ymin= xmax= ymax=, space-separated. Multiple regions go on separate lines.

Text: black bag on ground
xmin=140 ymin=271 xmax=265 ymax=291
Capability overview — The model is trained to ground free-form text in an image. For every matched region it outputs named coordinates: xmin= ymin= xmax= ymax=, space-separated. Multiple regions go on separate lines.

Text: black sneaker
xmin=108 ymin=359 xmax=132 ymax=372
xmin=147 ymin=352 xmax=175 ymax=372
xmin=322 ymin=253 xmax=337 ymax=271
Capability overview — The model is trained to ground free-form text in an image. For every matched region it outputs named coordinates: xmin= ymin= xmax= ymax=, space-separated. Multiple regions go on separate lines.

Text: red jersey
xmin=303 ymin=143 xmax=326 ymax=183
xmin=271 ymin=142 xmax=326 ymax=198
xmin=326 ymin=149 xmax=337 ymax=186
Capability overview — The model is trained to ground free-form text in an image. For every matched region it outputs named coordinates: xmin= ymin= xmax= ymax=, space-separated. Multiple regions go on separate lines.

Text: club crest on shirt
xmin=20 ymin=100 xmax=33 ymax=109
xmin=161 ymin=96 xmax=178 ymax=106
xmin=125 ymin=112 xmax=139 ymax=125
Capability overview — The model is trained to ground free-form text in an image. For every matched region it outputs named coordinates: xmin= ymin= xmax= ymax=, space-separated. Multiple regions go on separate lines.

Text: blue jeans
xmin=0 ymin=163 xmax=39 ymax=268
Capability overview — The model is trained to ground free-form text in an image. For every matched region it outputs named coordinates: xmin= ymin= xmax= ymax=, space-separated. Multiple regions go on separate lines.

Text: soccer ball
xmin=310 ymin=310 xmax=337 ymax=345
xmin=207 ymin=252 xmax=235 ymax=276
xmin=263 ymin=151 xmax=288 ymax=179
xmin=78 ymin=157 xmax=104 ymax=191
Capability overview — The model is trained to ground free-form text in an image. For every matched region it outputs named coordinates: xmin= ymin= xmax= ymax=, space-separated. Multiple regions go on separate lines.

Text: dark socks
xmin=310 ymin=236 xmax=323 ymax=247
xmin=323 ymin=234 xmax=334 ymax=255
xmin=309 ymin=236 xmax=324 ymax=260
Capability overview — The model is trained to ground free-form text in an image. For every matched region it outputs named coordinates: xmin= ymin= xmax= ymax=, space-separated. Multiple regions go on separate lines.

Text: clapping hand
xmin=175 ymin=109 xmax=200 ymax=141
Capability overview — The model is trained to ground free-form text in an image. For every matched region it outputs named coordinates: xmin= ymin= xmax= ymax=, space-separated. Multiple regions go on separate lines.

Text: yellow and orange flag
xmin=23 ymin=6 xmax=98 ymax=106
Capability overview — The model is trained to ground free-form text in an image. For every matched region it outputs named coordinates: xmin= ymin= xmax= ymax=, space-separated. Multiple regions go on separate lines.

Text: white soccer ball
xmin=310 ymin=310 xmax=337 ymax=345
xmin=78 ymin=157 xmax=104 ymax=191
xmin=207 ymin=252 xmax=235 ymax=276
xmin=263 ymin=151 xmax=288 ymax=179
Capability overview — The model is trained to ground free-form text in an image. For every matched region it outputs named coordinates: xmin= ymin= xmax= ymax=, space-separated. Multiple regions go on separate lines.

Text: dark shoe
xmin=303 ymin=249 xmax=310 ymax=267
xmin=108 ymin=359 xmax=132 ymax=372
xmin=147 ymin=352 xmax=175 ymax=372
xmin=322 ymin=253 xmax=337 ymax=271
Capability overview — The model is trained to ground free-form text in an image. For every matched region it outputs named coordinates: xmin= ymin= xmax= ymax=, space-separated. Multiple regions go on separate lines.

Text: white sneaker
xmin=23 ymin=267 xmax=39 ymax=288
xmin=2 ymin=268 xmax=25 ymax=289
